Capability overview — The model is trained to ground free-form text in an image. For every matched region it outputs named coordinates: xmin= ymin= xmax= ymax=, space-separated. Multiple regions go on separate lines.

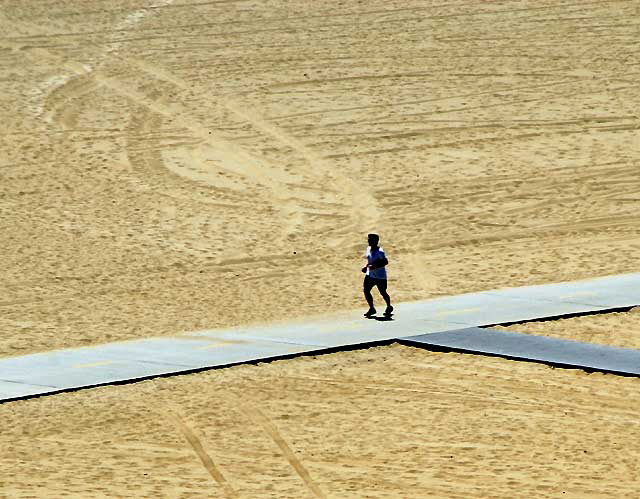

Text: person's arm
xmin=368 ymin=257 xmax=388 ymax=270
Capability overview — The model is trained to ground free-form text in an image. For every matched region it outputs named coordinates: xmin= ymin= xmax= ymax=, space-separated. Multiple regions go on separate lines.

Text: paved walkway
xmin=1 ymin=273 xmax=639 ymax=403
xmin=401 ymin=327 xmax=640 ymax=377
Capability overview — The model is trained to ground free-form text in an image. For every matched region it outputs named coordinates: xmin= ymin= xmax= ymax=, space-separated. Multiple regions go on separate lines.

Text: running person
xmin=361 ymin=233 xmax=393 ymax=317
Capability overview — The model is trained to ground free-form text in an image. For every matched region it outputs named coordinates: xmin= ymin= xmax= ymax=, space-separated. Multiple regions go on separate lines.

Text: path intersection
xmin=1 ymin=273 xmax=639 ymax=403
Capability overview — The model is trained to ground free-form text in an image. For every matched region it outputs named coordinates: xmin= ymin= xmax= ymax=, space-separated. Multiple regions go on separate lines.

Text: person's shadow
xmin=368 ymin=315 xmax=394 ymax=321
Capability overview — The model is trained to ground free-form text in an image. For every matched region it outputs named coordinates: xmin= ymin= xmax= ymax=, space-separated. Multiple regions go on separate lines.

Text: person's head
xmin=368 ymin=233 xmax=379 ymax=248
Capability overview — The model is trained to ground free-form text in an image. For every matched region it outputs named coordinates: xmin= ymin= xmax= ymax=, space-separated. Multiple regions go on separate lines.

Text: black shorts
xmin=364 ymin=275 xmax=387 ymax=293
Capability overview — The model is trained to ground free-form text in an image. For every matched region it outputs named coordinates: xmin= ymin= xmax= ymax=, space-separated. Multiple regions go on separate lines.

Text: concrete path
xmin=401 ymin=327 xmax=640 ymax=377
xmin=1 ymin=273 xmax=639 ymax=403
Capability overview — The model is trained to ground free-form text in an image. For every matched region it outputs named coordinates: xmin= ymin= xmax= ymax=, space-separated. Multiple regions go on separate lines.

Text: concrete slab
xmin=0 ymin=337 xmax=320 ymax=395
xmin=188 ymin=274 xmax=640 ymax=347
xmin=400 ymin=327 xmax=640 ymax=376
xmin=397 ymin=292 xmax=611 ymax=327
xmin=0 ymin=380 xmax=58 ymax=399
xmin=0 ymin=349 xmax=186 ymax=389
xmin=487 ymin=272 xmax=640 ymax=309
xmin=91 ymin=336 xmax=317 ymax=367
xmin=191 ymin=314 xmax=468 ymax=348
xmin=1 ymin=273 xmax=638 ymax=403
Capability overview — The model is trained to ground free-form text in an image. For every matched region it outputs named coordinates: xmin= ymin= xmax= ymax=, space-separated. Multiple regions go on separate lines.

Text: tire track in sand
xmin=41 ymin=69 xmax=97 ymax=128
xmin=120 ymin=56 xmax=432 ymax=294
xmin=35 ymin=61 xmax=305 ymax=242
xmin=119 ymin=55 xmax=381 ymax=243
xmin=224 ymin=97 xmax=381 ymax=235
xmin=94 ymin=68 xmax=328 ymax=241
xmin=233 ymin=398 xmax=327 ymax=499
xmin=77 ymin=53 xmax=346 ymax=240
xmin=11 ymin=8 xmax=331 ymax=248
xmin=17 ymin=13 xmax=418 ymax=293
xmin=169 ymin=408 xmax=240 ymax=499
xmin=12 ymin=0 xmax=381 ymax=242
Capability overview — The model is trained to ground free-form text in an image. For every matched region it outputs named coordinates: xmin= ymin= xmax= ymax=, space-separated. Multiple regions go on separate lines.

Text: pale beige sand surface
xmin=1 ymin=2 xmax=640 ymax=497
xmin=1 ymin=0 xmax=639 ymax=357
xmin=2 ymin=341 xmax=639 ymax=499
xmin=501 ymin=307 xmax=640 ymax=349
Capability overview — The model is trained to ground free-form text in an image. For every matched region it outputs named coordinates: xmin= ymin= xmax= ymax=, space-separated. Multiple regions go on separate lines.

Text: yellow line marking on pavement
xmin=343 ymin=323 xmax=365 ymax=331
xmin=196 ymin=342 xmax=231 ymax=350
xmin=74 ymin=360 xmax=114 ymax=368
xmin=436 ymin=307 xmax=483 ymax=318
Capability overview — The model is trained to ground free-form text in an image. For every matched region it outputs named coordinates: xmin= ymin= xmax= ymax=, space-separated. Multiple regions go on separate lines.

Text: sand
xmin=2 ymin=341 xmax=639 ymax=498
xmin=1 ymin=0 xmax=639 ymax=358
xmin=1 ymin=0 xmax=639 ymax=497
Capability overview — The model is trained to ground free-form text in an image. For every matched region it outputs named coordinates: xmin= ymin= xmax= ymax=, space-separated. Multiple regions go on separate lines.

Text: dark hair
xmin=368 ymin=233 xmax=379 ymax=244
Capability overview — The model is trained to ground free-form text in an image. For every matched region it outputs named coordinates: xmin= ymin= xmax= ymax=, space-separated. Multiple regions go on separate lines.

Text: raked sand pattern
xmin=1 ymin=0 xmax=639 ymax=358
xmin=2 ymin=337 xmax=640 ymax=498
xmin=1 ymin=0 xmax=639 ymax=497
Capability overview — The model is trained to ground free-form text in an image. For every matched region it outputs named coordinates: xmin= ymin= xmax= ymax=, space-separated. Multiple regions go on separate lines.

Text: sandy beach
xmin=1 ymin=0 xmax=639 ymax=358
xmin=1 ymin=0 xmax=639 ymax=497
xmin=2 ymin=338 xmax=639 ymax=498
